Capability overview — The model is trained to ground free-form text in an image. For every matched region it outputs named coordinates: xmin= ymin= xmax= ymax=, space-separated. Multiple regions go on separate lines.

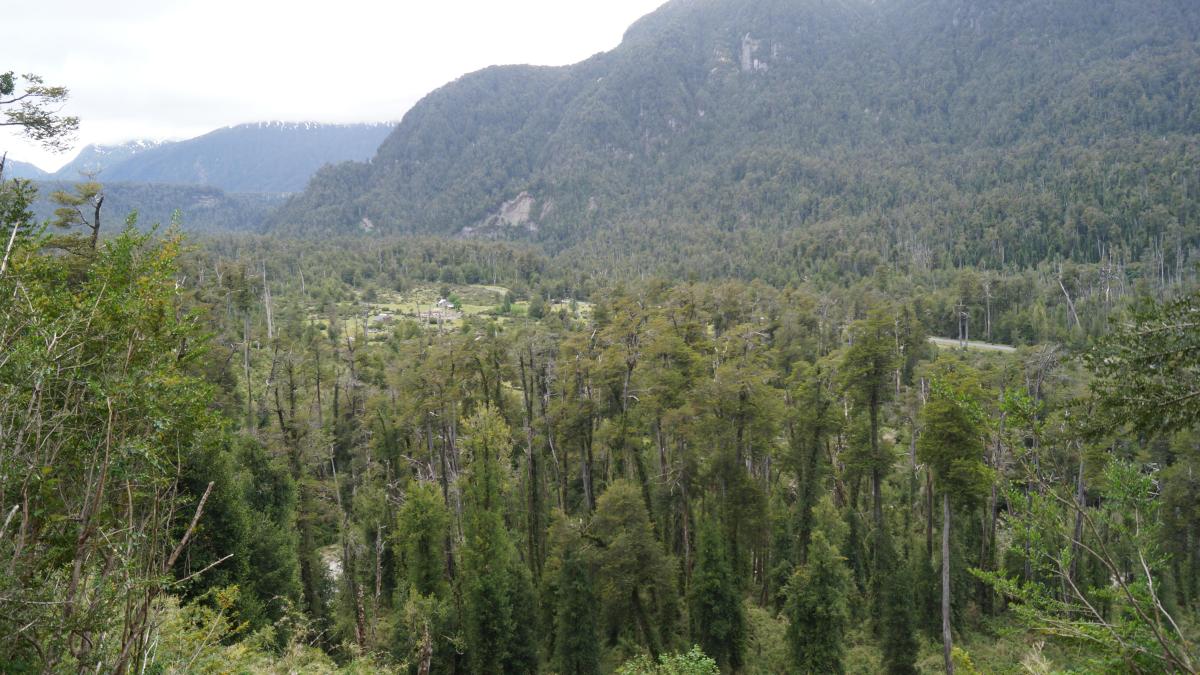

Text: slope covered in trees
xmin=26 ymin=180 xmax=285 ymax=233
xmin=89 ymin=122 xmax=396 ymax=193
xmin=3 ymin=170 xmax=1200 ymax=671
xmin=42 ymin=123 xmax=394 ymax=193
xmin=3 ymin=0 xmax=1200 ymax=670
xmin=272 ymin=0 xmax=1198 ymax=276
xmin=47 ymin=139 xmax=166 ymax=179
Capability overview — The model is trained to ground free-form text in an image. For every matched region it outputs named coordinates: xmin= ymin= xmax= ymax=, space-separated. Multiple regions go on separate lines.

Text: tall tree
xmin=555 ymin=528 xmax=602 ymax=675
xmin=917 ymin=366 xmax=990 ymax=675
xmin=459 ymin=406 xmax=538 ymax=674
xmin=840 ymin=308 xmax=899 ymax=532
xmin=785 ymin=530 xmax=851 ymax=674
xmin=590 ymin=479 xmax=679 ymax=659
xmin=689 ymin=515 xmax=745 ymax=672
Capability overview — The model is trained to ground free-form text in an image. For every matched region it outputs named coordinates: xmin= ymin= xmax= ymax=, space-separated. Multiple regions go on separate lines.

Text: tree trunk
xmin=870 ymin=394 xmax=883 ymax=530
xmin=262 ymin=262 xmax=274 ymax=341
xmin=1069 ymin=457 xmax=1086 ymax=585
xmin=926 ymin=470 xmax=935 ymax=559
xmin=942 ymin=491 xmax=954 ymax=675
xmin=243 ymin=315 xmax=253 ymax=432
xmin=89 ymin=194 xmax=103 ymax=249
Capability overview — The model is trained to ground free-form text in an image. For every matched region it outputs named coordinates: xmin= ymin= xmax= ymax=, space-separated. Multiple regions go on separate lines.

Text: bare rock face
xmin=492 ymin=192 xmax=537 ymax=229
xmin=740 ymin=33 xmax=769 ymax=72
xmin=461 ymin=191 xmax=539 ymax=237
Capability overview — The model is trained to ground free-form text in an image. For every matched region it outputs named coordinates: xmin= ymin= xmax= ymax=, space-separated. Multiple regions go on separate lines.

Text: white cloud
xmin=3 ymin=0 xmax=664 ymax=171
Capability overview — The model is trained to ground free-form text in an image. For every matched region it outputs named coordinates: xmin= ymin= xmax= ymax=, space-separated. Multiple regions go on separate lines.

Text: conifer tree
xmin=592 ymin=479 xmax=679 ymax=659
xmin=785 ymin=530 xmax=850 ymax=674
xmin=918 ymin=367 xmax=990 ymax=675
xmin=879 ymin=554 xmax=920 ymax=675
xmin=396 ymin=480 xmax=450 ymax=598
xmin=459 ymin=406 xmax=538 ymax=674
xmin=840 ymin=309 xmax=899 ymax=532
xmin=688 ymin=515 xmax=745 ymax=672
xmin=556 ymin=535 xmax=601 ymax=675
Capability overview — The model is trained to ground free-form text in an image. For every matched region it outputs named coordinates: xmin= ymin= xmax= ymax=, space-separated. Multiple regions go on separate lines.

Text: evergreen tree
xmin=688 ymin=516 xmax=745 ymax=672
xmin=528 ymin=292 xmax=547 ymax=319
xmin=917 ymin=365 xmax=990 ymax=675
xmin=556 ymin=534 xmax=601 ymax=675
xmin=840 ymin=308 xmax=899 ymax=533
xmin=459 ymin=406 xmax=538 ymax=674
xmin=879 ymin=554 xmax=920 ymax=675
xmin=396 ymin=480 xmax=450 ymax=598
xmin=785 ymin=530 xmax=850 ymax=674
xmin=592 ymin=479 xmax=679 ymax=659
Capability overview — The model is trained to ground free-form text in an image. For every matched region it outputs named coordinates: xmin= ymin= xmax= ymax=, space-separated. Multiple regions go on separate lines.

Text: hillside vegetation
xmin=273 ymin=0 xmax=1198 ymax=281
xmin=2 ymin=0 xmax=1199 ymax=672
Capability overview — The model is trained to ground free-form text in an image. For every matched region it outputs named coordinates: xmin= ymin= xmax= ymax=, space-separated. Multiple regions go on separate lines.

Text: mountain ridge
xmin=268 ymin=0 xmax=1200 ymax=275
xmin=34 ymin=121 xmax=396 ymax=193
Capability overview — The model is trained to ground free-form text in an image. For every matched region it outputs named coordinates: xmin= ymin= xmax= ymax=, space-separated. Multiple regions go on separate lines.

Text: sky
xmin=4 ymin=0 xmax=665 ymax=171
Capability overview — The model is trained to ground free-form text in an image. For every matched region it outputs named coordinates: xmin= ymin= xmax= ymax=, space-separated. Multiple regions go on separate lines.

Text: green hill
xmin=269 ymin=0 xmax=1199 ymax=275
xmin=96 ymin=122 xmax=395 ymax=193
xmin=28 ymin=181 xmax=285 ymax=233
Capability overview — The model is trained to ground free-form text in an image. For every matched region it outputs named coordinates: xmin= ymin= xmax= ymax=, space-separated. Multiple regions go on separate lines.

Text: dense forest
xmin=273 ymin=0 xmax=1199 ymax=278
xmin=47 ymin=122 xmax=396 ymax=193
xmin=2 ymin=192 xmax=1198 ymax=671
xmin=2 ymin=0 xmax=1200 ymax=672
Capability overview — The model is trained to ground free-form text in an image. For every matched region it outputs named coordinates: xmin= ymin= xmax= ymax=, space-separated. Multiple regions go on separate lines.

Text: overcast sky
xmin=4 ymin=0 xmax=665 ymax=171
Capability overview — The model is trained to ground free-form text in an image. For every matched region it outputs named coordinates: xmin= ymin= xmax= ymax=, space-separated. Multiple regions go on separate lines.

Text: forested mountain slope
xmin=37 ymin=122 xmax=392 ymax=194
xmin=50 ymin=139 xmax=166 ymax=179
xmin=14 ymin=122 xmax=395 ymax=233
xmin=1 ymin=157 xmax=49 ymax=179
xmin=271 ymin=0 xmax=1199 ymax=274
xmin=92 ymin=122 xmax=395 ymax=193
xmin=26 ymin=181 xmax=284 ymax=233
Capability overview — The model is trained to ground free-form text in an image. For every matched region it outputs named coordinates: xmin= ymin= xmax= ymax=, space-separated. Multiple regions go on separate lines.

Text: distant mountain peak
xmin=47 ymin=121 xmax=394 ymax=193
xmin=51 ymin=139 xmax=165 ymax=179
xmin=226 ymin=120 xmax=398 ymax=132
xmin=1 ymin=157 xmax=49 ymax=180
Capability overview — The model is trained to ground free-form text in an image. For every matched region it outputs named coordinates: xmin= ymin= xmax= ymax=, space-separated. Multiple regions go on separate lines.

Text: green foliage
xmin=743 ymin=603 xmax=790 ymax=675
xmin=177 ymin=434 xmax=302 ymax=631
xmin=879 ymin=555 xmax=920 ymax=675
xmin=1086 ymin=291 xmax=1200 ymax=435
xmin=0 ymin=168 xmax=36 ymax=244
xmin=785 ymin=530 xmax=851 ymax=674
xmin=615 ymin=646 xmax=720 ymax=675
xmin=527 ymin=292 xmax=547 ymax=319
xmin=592 ymin=479 xmax=680 ymax=657
xmin=459 ymin=406 xmax=538 ymax=674
xmin=0 ymin=71 xmax=79 ymax=151
xmin=395 ymin=480 xmax=450 ymax=598
xmin=918 ymin=365 xmax=992 ymax=505
xmin=0 ymin=226 xmax=218 ymax=670
xmin=978 ymin=461 xmax=1199 ymax=672
xmin=688 ymin=515 xmax=745 ymax=671
xmin=555 ymin=527 xmax=602 ymax=675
